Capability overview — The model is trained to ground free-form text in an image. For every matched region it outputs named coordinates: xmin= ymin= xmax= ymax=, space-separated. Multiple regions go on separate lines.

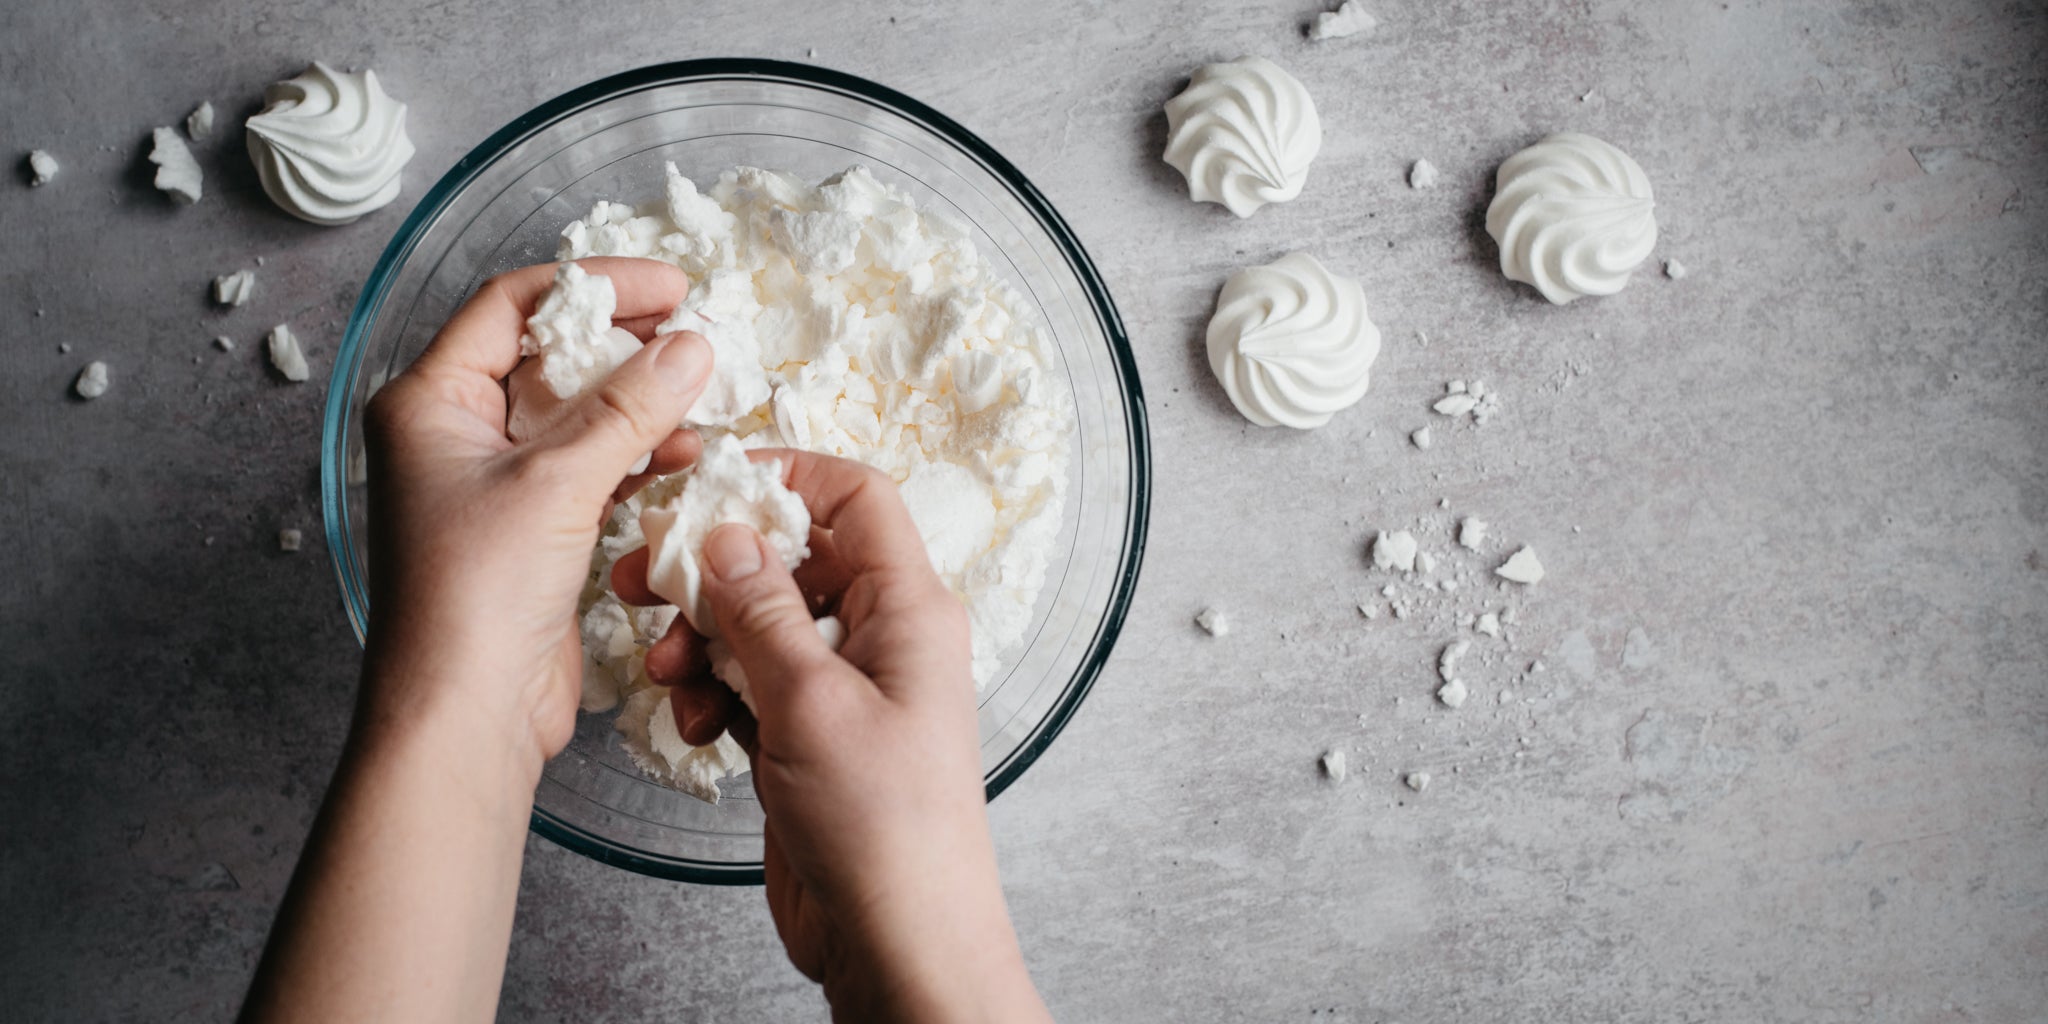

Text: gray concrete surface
xmin=4 ymin=0 xmax=2045 ymax=1020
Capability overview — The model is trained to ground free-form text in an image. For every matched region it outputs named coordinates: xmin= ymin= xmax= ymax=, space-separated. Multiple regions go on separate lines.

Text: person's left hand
xmin=360 ymin=257 xmax=712 ymax=768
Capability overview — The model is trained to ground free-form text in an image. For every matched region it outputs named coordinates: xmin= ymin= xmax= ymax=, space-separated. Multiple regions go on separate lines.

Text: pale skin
xmin=239 ymin=257 xmax=1053 ymax=1023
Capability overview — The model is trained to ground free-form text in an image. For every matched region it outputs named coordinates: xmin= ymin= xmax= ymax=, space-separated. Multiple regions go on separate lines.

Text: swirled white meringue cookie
xmin=246 ymin=62 xmax=415 ymax=225
xmin=1485 ymin=133 xmax=1657 ymax=304
xmin=1163 ymin=56 xmax=1321 ymax=218
xmin=1207 ymin=252 xmax=1381 ymax=429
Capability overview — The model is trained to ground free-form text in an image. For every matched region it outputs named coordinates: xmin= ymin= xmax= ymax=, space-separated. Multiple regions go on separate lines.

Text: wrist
xmin=357 ymin=629 xmax=554 ymax=794
xmin=821 ymin=889 xmax=1048 ymax=1023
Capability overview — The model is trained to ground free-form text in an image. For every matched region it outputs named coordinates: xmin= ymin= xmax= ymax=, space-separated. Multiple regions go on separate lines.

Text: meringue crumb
xmin=1195 ymin=607 xmax=1229 ymax=637
xmin=267 ymin=324 xmax=310 ymax=382
xmin=1438 ymin=640 xmax=1468 ymax=684
xmin=186 ymin=100 xmax=216 ymax=141
xmin=1404 ymin=771 xmax=1432 ymax=792
xmin=1371 ymin=530 xmax=1418 ymax=573
xmin=148 ymin=127 xmax=203 ymax=203
xmin=1321 ymin=750 xmax=1348 ymax=782
xmin=1496 ymin=546 xmax=1545 ymax=584
xmin=28 ymin=150 xmax=60 ymax=186
xmin=74 ymin=361 xmax=110 ymax=399
xmin=1308 ymin=0 xmax=1377 ymax=40
xmin=213 ymin=269 xmax=256 ymax=307
xmin=1665 ymin=258 xmax=1689 ymax=280
xmin=1433 ymin=393 xmax=1478 ymax=416
xmin=1458 ymin=517 xmax=1488 ymax=550
xmin=1408 ymin=158 xmax=1438 ymax=189
xmin=1411 ymin=426 xmax=1433 ymax=450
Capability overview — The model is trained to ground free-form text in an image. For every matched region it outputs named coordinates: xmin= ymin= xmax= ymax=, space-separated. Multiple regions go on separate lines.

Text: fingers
xmin=416 ymin=257 xmax=692 ymax=382
xmin=610 ymin=548 xmax=658 ymax=605
xmin=749 ymin=449 xmax=934 ymax=578
xmin=614 ymin=310 xmax=674 ymax=342
xmin=642 ymin=613 xmax=706 ymax=685
xmin=618 ymin=525 xmax=843 ymax=621
xmin=790 ymin=526 xmax=854 ymax=615
xmin=726 ymin=705 xmax=759 ymax=756
xmin=671 ymin=672 xmax=741 ymax=747
xmin=537 ymin=331 xmax=712 ymax=492
xmin=639 ymin=615 xmax=737 ymax=745
xmin=700 ymin=523 xmax=843 ymax=710
xmin=610 ymin=428 xmax=702 ymax=504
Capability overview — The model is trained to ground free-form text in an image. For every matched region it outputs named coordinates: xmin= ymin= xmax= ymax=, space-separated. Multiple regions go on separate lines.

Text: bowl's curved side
xmin=321 ymin=60 xmax=1149 ymax=884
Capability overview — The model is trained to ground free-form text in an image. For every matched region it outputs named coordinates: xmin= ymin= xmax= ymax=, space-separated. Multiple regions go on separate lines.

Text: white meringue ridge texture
xmin=246 ymin=62 xmax=415 ymax=226
xmin=1485 ymin=133 xmax=1658 ymax=304
xmin=1207 ymin=252 xmax=1381 ymax=429
xmin=1163 ymin=56 xmax=1322 ymax=218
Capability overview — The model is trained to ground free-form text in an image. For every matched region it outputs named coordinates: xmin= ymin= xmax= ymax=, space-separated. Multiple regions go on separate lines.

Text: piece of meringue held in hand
xmin=519 ymin=263 xmax=641 ymax=401
xmin=503 ymin=263 xmax=642 ymax=444
xmin=640 ymin=435 xmax=811 ymax=639
xmin=1485 ymin=133 xmax=1657 ymax=304
xmin=1163 ymin=56 xmax=1322 ymax=218
xmin=247 ymin=62 xmax=415 ymax=226
xmin=1207 ymin=252 xmax=1381 ymax=429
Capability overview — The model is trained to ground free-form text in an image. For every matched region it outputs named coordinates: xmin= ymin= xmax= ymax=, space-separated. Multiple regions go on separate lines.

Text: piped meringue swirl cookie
xmin=1207 ymin=252 xmax=1381 ymax=429
xmin=1163 ymin=56 xmax=1322 ymax=218
xmin=1485 ymin=133 xmax=1657 ymax=304
xmin=246 ymin=62 xmax=415 ymax=225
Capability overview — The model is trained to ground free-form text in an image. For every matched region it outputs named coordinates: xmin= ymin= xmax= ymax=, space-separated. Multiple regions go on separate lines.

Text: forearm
xmin=241 ymin=667 xmax=543 ymax=1024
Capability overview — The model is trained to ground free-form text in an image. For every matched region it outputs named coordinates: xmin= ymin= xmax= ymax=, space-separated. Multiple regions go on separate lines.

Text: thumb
xmin=544 ymin=331 xmax=711 ymax=488
xmin=700 ymin=523 xmax=838 ymax=710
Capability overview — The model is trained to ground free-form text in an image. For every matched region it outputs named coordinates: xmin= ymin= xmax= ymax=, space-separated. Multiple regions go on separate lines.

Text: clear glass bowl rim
xmin=319 ymin=58 xmax=1151 ymax=883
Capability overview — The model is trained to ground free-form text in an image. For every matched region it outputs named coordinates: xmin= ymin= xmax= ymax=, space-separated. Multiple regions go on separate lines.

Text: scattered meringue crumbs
xmin=28 ymin=150 xmax=60 ymax=186
xmin=1496 ymin=546 xmax=1544 ymax=584
xmin=1457 ymin=517 xmax=1487 ymax=550
xmin=1308 ymin=0 xmax=1377 ymax=41
xmin=213 ymin=269 xmax=256 ymax=307
xmin=74 ymin=361 xmax=109 ymax=399
xmin=267 ymin=325 xmax=310 ymax=382
xmin=1408 ymin=159 xmax=1438 ymax=189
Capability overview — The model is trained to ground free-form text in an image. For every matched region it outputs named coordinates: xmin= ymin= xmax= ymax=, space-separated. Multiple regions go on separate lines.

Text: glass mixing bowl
xmin=320 ymin=60 xmax=1149 ymax=883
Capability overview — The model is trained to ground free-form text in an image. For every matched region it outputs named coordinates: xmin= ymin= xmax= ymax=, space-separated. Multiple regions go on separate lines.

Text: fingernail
xmin=670 ymin=692 xmax=696 ymax=737
xmin=654 ymin=332 xmax=711 ymax=393
xmin=705 ymin=523 xmax=762 ymax=581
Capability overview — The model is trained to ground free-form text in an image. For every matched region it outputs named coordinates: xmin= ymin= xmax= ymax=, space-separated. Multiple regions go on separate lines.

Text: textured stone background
xmin=3 ymin=0 xmax=2045 ymax=1020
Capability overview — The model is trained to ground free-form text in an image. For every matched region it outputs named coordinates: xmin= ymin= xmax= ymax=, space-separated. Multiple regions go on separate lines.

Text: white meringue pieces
xmin=639 ymin=435 xmax=811 ymax=640
xmin=1163 ymin=57 xmax=1321 ymax=218
xmin=518 ymin=263 xmax=641 ymax=400
xmin=247 ymin=62 xmax=415 ymax=225
xmin=503 ymin=262 xmax=645 ymax=446
xmin=149 ymin=128 xmax=203 ymax=204
xmin=1486 ymin=133 xmax=1657 ymax=304
xmin=1207 ymin=252 xmax=1381 ymax=428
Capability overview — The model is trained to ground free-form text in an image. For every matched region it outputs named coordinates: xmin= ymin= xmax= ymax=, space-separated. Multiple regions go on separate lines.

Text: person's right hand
xmin=611 ymin=452 xmax=1051 ymax=1022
